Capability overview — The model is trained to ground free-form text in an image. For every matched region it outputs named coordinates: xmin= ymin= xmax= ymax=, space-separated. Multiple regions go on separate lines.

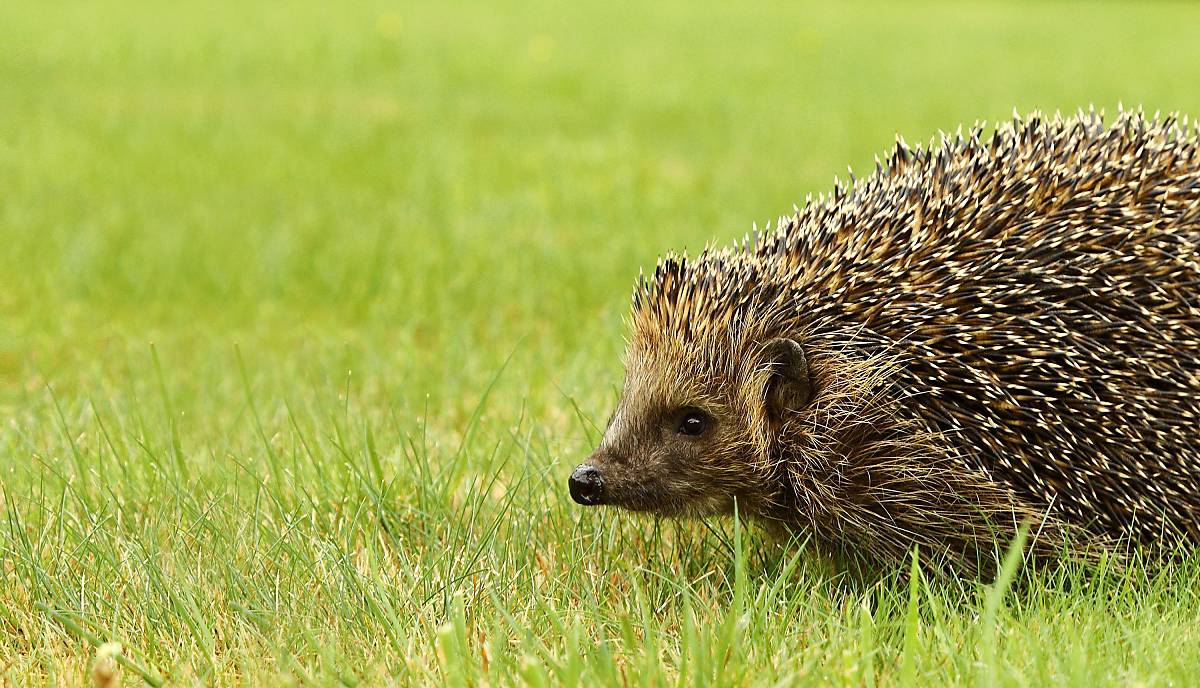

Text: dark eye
xmin=677 ymin=409 xmax=708 ymax=437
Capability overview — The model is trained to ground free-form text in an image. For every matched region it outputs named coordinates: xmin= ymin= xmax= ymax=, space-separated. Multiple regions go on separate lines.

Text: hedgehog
xmin=568 ymin=109 xmax=1200 ymax=573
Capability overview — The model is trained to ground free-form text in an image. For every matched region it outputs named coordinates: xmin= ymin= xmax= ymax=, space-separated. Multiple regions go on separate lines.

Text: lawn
xmin=4 ymin=0 xmax=1200 ymax=684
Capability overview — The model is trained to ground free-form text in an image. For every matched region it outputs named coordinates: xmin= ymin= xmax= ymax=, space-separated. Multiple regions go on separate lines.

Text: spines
xmin=632 ymin=108 xmax=1200 ymax=340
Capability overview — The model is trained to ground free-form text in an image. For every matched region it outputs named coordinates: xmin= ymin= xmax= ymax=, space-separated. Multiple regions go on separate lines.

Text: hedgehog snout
xmin=569 ymin=464 xmax=605 ymax=505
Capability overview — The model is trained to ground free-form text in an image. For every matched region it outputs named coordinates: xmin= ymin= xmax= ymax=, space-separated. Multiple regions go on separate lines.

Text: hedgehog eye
xmin=677 ymin=408 xmax=708 ymax=437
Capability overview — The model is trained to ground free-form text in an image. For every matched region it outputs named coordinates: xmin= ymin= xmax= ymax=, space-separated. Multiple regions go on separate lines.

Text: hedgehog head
xmin=569 ymin=251 xmax=809 ymax=517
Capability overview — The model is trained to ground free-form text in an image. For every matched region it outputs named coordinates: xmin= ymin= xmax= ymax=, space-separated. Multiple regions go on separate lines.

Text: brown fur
xmin=580 ymin=109 xmax=1200 ymax=573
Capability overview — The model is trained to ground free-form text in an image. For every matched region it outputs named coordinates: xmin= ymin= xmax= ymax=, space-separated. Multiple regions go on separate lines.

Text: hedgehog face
xmin=571 ymin=378 xmax=749 ymax=516
xmin=570 ymin=336 xmax=810 ymax=518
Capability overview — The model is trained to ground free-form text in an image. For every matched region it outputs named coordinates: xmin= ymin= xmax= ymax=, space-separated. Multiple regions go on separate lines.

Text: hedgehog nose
xmin=569 ymin=464 xmax=604 ymax=505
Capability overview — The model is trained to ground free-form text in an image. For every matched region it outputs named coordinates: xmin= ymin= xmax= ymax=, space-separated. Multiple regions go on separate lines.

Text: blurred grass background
xmin=4 ymin=1 xmax=1200 ymax=685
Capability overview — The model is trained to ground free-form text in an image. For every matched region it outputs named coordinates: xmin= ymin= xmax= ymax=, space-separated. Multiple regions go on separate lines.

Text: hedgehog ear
xmin=764 ymin=337 xmax=812 ymax=418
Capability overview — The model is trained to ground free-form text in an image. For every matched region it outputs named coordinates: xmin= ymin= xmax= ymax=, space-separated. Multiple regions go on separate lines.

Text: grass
xmin=4 ymin=0 xmax=1200 ymax=684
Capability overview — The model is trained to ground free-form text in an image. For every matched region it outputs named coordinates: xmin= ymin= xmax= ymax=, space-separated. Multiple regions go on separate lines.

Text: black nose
xmin=569 ymin=464 xmax=604 ymax=505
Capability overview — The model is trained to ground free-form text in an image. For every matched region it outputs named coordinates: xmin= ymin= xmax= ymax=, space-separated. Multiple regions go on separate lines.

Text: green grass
xmin=4 ymin=0 xmax=1200 ymax=684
